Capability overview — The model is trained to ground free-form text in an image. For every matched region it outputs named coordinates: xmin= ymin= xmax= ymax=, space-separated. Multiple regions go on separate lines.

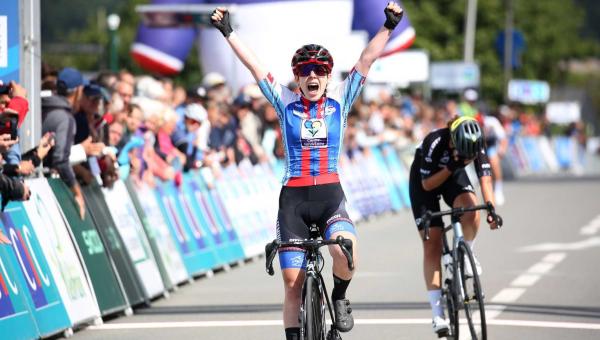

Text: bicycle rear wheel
xmin=457 ymin=241 xmax=487 ymax=340
xmin=303 ymin=275 xmax=326 ymax=340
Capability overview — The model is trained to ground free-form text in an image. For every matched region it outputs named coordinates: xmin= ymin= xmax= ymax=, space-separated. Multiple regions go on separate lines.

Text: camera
xmin=0 ymin=84 xmax=10 ymax=95
xmin=0 ymin=114 xmax=18 ymax=140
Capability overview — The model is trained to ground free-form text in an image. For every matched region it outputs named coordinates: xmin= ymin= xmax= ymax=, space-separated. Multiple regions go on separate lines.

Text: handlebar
xmin=421 ymin=202 xmax=503 ymax=241
xmin=265 ymin=236 xmax=354 ymax=276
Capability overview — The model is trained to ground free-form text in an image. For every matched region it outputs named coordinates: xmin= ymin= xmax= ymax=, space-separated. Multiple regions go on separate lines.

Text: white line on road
xmin=519 ymin=236 xmax=600 ymax=252
xmin=490 ymin=287 xmax=527 ymax=303
xmin=580 ymin=215 xmax=600 ymax=235
xmin=86 ymin=318 xmax=600 ymax=331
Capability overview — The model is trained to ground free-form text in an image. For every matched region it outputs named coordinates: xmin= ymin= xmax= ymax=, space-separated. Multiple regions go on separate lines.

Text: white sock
xmin=495 ymin=181 xmax=503 ymax=193
xmin=427 ymin=289 xmax=444 ymax=318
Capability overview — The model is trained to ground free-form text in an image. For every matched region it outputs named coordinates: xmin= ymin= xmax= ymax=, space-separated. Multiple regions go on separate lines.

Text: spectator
xmin=172 ymin=103 xmax=208 ymax=170
xmin=42 ymin=67 xmax=87 ymax=219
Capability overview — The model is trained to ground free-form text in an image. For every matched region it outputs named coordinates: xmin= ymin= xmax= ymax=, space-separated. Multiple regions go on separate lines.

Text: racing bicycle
xmin=265 ymin=227 xmax=354 ymax=340
xmin=421 ymin=202 xmax=503 ymax=340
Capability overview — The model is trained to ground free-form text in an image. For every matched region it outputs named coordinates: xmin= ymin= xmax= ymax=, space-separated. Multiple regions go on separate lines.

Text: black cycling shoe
xmin=327 ymin=329 xmax=342 ymax=340
xmin=333 ymin=299 xmax=354 ymax=332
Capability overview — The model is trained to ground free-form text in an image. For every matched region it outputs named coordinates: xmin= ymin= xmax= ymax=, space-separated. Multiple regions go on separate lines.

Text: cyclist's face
xmin=295 ymin=64 xmax=331 ymax=102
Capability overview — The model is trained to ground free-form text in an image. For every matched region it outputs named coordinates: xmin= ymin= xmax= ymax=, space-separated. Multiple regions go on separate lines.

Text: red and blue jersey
xmin=258 ymin=69 xmax=366 ymax=185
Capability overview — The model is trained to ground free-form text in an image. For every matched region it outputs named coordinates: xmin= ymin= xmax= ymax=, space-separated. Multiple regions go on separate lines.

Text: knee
xmin=462 ymin=211 xmax=479 ymax=227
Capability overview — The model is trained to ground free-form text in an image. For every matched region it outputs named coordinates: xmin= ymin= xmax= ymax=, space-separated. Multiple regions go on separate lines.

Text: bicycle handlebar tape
xmin=383 ymin=6 xmax=403 ymax=30
xmin=265 ymin=240 xmax=279 ymax=276
xmin=212 ymin=9 xmax=233 ymax=38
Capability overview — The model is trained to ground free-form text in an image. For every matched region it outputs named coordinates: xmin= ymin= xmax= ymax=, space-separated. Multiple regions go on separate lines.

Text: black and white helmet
xmin=450 ymin=116 xmax=484 ymax=159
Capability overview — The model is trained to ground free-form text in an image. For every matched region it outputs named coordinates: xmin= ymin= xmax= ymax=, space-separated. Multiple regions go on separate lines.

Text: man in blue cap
xmin=42 ymin=67 xmax=88 ymax=219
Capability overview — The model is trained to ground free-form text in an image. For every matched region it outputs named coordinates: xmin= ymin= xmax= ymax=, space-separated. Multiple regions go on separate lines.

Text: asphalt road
xmin=65 ymin=178 xmax=600 ymax=340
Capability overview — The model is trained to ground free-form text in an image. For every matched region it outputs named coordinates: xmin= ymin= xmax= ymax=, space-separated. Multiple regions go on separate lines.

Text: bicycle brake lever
xmin=265 ymin=240 xmax=279 ymax=276
xmin=337 ymin=236 xmax=354 ymax=271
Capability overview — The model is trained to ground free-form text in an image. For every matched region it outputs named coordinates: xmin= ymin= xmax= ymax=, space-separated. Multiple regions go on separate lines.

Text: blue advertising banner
xmin=0 ymin=0 xmax=20 ymax=82
xmin=1 ymin=204 xmax=71 ymax=337
xmin=154 ymin=182 xmax=218 ymax=275
xmin=183 ymin=173 xmax=244 ymax=264
xmin=0 ymin=243 xmax=39 ymax=340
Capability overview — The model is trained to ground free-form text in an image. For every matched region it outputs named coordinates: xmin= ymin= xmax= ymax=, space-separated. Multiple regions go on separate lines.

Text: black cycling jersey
xmin=416 ymin=128 xmax=492 ymax=180
xmin=409 ymin=128 xmax=492 ymax=229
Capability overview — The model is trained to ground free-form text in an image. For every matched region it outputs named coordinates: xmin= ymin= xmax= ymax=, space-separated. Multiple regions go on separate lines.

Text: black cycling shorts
xmin=409 ymin=159 xmax=475 ymax=230
xmin=277 ymin=182 xmax=356 ymax=269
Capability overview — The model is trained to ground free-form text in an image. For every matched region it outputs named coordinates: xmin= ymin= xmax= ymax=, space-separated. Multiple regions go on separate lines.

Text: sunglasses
xmin=297 ymin=64 xmax=329 ymax=77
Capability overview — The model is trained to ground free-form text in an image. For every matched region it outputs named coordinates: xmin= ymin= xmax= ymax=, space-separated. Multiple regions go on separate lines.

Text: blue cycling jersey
xmin=258 ymin=69 xmax=365 ymax=185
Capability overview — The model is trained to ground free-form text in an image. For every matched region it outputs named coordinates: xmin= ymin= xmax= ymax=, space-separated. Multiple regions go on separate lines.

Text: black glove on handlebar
xmin=384 ymin=7 xmax=403 ymax=30
xmin=211 ymin=9 xmax=233 ymax=37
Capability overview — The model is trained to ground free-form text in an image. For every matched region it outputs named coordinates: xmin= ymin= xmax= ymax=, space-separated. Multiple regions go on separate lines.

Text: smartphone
xmin=0 ymin=114 xmax=18 ymax=140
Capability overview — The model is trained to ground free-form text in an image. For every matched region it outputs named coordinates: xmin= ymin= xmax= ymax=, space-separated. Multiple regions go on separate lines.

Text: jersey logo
xmin=301 ymin=118 xmax=328 ymax=149
xmin=324 ymin=105 xmax=336 ymax=116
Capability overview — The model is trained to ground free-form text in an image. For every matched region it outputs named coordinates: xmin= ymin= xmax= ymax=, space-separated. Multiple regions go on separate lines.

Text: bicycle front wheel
xmin=303 ymin=275 xmax=326 ymax=340
xmin=457 ymin=241 xmax=487 ymax=340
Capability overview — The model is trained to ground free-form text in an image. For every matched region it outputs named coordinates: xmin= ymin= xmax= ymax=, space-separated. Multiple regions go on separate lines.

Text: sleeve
xmin=327 ymin=68 xmax=366 ymax=119
xmin=419 ymin=135 xmax=440 ymax=180
xmin=52 ymin=117 xmax=77 ymax=187
xmin=22 ymin=148 xmax=41 ymax=167
xmin=257 ymin=73 xmax=296 ymax=119
xmin=69 ymin=144 xmax=87 ymax=164
xmin=474 ymin=148 xmax=492 ymax=178
xmin=0 ymin=173 xmax=25 ymax=201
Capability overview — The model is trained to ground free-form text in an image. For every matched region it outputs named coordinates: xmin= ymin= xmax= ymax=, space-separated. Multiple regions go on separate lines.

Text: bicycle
xmin=420 ymin=202 xmax=503 ymax=340
xmin=265 ymin=227 xmax=354 ymax=340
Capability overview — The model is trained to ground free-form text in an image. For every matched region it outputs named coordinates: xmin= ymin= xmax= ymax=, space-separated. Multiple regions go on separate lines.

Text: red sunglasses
xmin=297 ymin=64 xmax=329 ymax=77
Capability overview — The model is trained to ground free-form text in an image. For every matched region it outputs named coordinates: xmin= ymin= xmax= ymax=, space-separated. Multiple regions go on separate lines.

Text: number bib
xmin=301 ymin=118 xmax=328 ymax=149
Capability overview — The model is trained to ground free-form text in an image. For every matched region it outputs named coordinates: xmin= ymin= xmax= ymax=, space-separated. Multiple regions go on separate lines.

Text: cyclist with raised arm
xmin=211 ymin=3 xmax=404 ymax=339
xmin=408 ymin=116 xmax=500 ymax=336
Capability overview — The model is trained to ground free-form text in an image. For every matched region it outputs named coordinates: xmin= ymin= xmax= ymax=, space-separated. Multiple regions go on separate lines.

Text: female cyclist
xmin=408 ymin=116 xmax=500 ymax=336
xmin=211 ymin=3 xmax=404 ymax=339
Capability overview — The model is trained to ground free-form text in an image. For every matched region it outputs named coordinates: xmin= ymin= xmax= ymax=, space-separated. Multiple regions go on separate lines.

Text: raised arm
xmin=354 ymin=1 xmax=404 ymax=76
xmin=211 ymin=7 xmax=268 ymax=83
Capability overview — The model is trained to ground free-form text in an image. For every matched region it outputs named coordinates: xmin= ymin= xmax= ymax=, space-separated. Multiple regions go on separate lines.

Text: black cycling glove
xmin=384 ymin=6 xmax=404 ymax=30
xmin=211 ymin=9 xmax=233 ymax=38
xmin=446 ymin=157 xmax=465 ymax=173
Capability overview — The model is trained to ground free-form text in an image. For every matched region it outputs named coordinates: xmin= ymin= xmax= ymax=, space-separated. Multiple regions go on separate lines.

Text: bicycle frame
xmin=421 ymin=202 xmax=502 ymax=340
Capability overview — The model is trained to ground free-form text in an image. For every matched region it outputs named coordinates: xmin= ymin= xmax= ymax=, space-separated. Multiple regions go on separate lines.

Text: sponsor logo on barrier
xmin=193 ymin=190 xmax=222 ymax=240
xmin=2 ymin=217 xmax=49 ymax=308
xmin=82 ymin=230 xmax=104 ymax=255
xmin=179 ymin=193 xmax=207 ymax=249
xmin=0 ymin=257 xmax=17 ymax=317
xmin=163 ymin=196 xmax=187 ymax=245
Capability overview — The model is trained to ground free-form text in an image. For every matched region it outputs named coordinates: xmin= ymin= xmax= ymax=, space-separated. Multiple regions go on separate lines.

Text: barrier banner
xmin=127 ymin=181 xmax=189 ymax=287
xmin=369 ymin=146 xmax=404 ymax=212
xmin=154 ymin=182 xmax=219 ymax=275
xmin=22 ymin=178 xmax=101 ymax=327
xmin=215 ymin=166 xmax=264 ymax=257
xmin=381 ymin=144 xmax=411 ymax=208
xmin=183 ymin=173 xmax=244 ymax=264
xmin=102 ymin=181 xmax=165 ymax=299
xmin=0 ymin=239 xmax=39 ymax=340
xmin=554 ymin=136 xmax=574 ymax=169
xmin=1 ymin=203 xmax=71 ymax=337
xmin=48 ymin=179 xmax=128 ymax=316
xmin=82 ymin=182 xmax=146 ymax=306
xmin=520 ymin=137 xmax=547 ymax=173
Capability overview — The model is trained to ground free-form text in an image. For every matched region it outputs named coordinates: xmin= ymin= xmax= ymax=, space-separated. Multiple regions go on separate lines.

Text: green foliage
xmin=403 ymin=0 xmax=599 ymax=103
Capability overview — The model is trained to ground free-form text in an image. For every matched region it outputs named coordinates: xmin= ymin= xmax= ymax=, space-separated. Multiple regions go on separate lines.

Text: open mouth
xmin=307 ymin=83 xmax=319 ymax=93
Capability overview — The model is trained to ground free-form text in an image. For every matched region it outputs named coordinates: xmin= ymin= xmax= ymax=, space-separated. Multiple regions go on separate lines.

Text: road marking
xmin=580 ymin=214 xmax=600 ymax=235
xmin=490 ymin=288 xmax=526 ymax=303
xmin=519 ymin=237 xmax=600 ymax=252
xmin=510 ymin=274 xmax=540 ymax=287
xmin=86 ymin=318 xmax=600 ymax=330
